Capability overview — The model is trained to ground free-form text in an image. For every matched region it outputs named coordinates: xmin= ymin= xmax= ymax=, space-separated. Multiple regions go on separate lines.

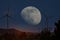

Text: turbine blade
xmin=8 ymin=16 xmax=17 ymax=22
xmin=0 ymin=15 xmax=6 ymax=19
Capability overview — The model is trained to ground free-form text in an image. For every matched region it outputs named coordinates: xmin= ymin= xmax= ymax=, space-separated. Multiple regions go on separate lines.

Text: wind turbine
xmin=0 ymin=8 xmax=13 ymax=29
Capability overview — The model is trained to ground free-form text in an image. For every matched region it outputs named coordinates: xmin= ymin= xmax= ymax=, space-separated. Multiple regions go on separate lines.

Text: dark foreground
xmin=0 ymin=19 xmax=60 ymax=40
xmin=0 ymin=29 xmax=40 ymax=40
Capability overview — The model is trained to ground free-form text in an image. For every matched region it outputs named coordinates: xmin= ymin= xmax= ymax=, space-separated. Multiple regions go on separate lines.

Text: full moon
xmin=21 ymin=6 xmax=41 ymax=25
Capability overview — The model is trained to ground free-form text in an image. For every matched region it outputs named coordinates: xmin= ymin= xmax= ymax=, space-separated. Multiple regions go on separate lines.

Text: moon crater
xmin=21 ymin=6 xmax=41 ymax=25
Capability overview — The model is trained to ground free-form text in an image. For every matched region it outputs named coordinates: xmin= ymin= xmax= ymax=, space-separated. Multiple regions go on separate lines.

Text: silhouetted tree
xmin=50 ymin=32 xmax=56 ymax=40
xmin=54 ymin=20 xmax=60 ymax=40
xmin=40 ymin=28 xmax=51 ymax=40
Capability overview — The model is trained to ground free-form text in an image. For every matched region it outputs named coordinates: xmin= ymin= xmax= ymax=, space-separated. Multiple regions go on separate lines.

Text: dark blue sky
xmin=0 ymin=0 xmax=60 ymax=32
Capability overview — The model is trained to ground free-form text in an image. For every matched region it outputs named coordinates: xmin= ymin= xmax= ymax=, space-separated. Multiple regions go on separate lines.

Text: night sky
xmin=0 ymin=0 xmax=60 ymax=32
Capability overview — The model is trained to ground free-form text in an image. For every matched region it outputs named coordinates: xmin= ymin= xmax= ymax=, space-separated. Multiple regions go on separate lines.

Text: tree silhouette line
xmin=0 ymin=19 xmax=60 ymax=40
xmin=40 ymin=19 xmax=60 ymax=40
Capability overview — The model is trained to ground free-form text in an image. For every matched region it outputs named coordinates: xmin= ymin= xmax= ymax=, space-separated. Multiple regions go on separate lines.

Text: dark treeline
xmin=0 ymin=19 xmax=60 ymax=40
xmin=40 ymin=19 xmax=60 ymax=40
